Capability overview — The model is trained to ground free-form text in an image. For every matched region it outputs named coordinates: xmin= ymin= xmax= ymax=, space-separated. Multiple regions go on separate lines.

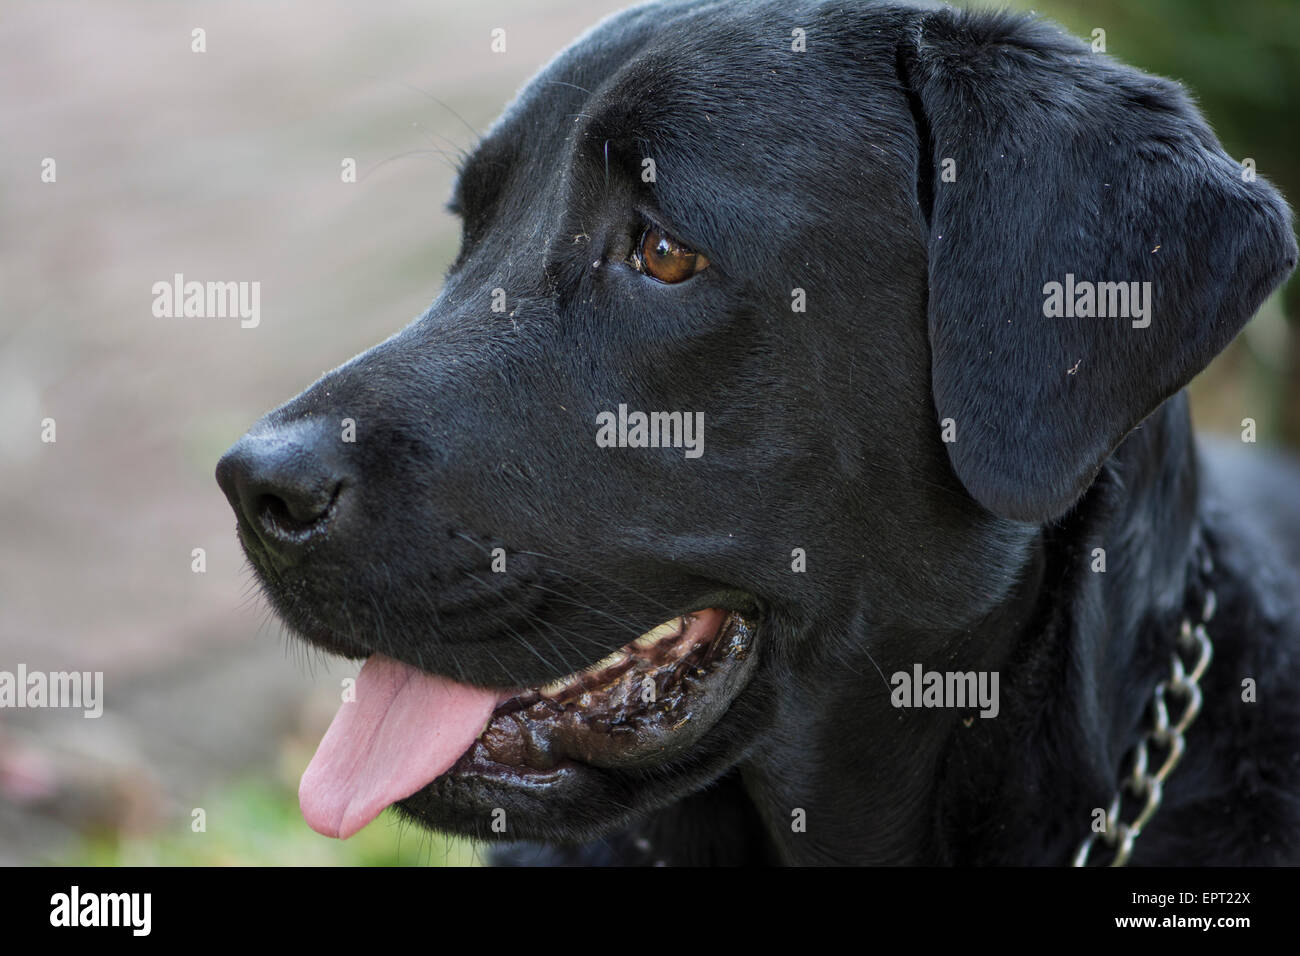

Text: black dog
xmin=216 ymin=0 xmax=1300 ymax=865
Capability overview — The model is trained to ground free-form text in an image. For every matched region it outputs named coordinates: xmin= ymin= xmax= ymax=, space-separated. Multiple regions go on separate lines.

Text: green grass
xmin=57 ymin=779 xmax=485 ymax=867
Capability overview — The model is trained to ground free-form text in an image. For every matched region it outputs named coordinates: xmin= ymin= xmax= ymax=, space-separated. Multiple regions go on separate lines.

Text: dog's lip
xmin=445 ymin=607 xmax=758 ymax=778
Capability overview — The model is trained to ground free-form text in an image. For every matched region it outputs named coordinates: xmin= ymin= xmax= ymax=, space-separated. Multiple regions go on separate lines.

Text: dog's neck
xmin=728 ymin=396 xmax=1208 ymax=865
xmin=931 ymin=394 xmax=1207 ymax=864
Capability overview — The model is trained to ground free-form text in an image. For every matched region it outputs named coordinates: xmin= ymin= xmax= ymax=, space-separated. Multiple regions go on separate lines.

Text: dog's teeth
xmin=539 ymin=675 xmax=576 ymax=698
xmin=588 ymin=650 xmax=630 ymax=672
xmin=538 ymin=650 xmax=631 ymax=698
xmin=633 ymin=619 xmax=683 ymax=649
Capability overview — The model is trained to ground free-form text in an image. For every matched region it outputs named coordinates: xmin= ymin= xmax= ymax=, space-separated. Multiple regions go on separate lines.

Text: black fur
xmin=217 ymin=0 xmax=1300 ymax=864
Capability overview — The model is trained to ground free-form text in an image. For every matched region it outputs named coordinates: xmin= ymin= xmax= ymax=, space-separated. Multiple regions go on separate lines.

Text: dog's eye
xmin=633 ymin=226 xmax=709 ymax=283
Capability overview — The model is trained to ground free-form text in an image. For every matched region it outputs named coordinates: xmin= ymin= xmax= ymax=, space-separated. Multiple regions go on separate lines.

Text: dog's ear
xmin=897 ymin=11 xmax=1296 ymax=522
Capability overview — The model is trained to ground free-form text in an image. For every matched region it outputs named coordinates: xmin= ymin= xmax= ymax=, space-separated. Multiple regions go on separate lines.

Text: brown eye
xmin=636 ymin=226 xmax=709 ymax=283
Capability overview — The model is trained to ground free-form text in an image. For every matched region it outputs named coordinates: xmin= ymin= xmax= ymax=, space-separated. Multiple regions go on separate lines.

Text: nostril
xmin=253 ymin=484 xmax=339 ymax=541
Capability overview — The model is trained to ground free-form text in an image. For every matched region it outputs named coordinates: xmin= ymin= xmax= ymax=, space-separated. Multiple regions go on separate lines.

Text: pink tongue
xmin=299 ymin=654 xmax=501 ymax=839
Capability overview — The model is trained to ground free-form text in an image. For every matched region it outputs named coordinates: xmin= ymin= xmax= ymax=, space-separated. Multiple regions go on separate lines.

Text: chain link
xmin=1072 ymin=582 xmax=1216 ymax=867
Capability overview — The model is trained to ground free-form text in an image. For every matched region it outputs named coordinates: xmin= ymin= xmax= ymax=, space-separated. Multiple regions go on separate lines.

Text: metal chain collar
xmin=1072 ymin=553 xmax=1217 ymax=867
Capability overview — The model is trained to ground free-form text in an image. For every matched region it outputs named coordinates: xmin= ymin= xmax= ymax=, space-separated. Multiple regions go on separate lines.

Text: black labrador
xmin=215 ymin=0 xmax=1300 ymax=865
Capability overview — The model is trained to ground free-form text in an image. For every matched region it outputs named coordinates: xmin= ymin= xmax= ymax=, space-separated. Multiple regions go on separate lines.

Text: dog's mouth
xmin=298 ymin=608 xmax=756 ymax=839
xmin=463 ymin=608 xmax=754 ymax=773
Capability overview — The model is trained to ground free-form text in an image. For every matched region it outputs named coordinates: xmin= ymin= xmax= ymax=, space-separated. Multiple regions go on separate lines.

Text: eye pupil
xmin=637 ymin=226 xmax=709 ymax=283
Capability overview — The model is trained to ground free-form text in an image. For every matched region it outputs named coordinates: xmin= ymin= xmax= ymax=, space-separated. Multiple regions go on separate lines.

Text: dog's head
xmin=216 ymin=0 xmax=1294 ymax=845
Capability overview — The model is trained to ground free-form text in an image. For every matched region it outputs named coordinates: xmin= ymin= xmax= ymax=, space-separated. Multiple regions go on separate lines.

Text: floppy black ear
xmin=900 ymin=10 xmax=1297 ymax=522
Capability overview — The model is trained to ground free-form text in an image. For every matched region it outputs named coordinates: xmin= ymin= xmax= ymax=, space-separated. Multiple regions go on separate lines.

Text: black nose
xmin=215 ymin=422 xmax=348 ymax=565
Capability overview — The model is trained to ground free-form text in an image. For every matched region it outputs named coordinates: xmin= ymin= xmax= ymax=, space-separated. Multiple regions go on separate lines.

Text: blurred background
xmin=0 ymin=0 xmax=1295 ymax=865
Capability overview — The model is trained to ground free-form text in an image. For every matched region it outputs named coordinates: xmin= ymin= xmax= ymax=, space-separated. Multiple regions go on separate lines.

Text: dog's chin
xmin=393 ymin=612 xmax=761 ymax=843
